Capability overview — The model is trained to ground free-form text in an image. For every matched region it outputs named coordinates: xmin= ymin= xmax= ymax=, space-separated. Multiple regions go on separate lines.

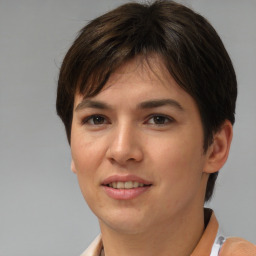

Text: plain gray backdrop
xmin=1 ymin=0 xmax=255 ymax=255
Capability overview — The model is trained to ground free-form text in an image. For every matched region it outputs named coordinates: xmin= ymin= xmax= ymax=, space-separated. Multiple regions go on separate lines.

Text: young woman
xmin=56 ymin=1 xmax=256 ymax=255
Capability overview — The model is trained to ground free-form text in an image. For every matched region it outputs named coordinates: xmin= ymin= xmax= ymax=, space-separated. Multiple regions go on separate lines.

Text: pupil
xmin=93 ymin=116 xmax=104 ymax=124
xmin=154 ymin=116 xmax=165 ymax=124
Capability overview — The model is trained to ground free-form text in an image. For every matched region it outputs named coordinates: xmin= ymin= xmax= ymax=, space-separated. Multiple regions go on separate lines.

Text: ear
xmin=71 ymin=159 xmax=77 ymax=174
xmin=204 ymin=120 xmax=233 ymax=174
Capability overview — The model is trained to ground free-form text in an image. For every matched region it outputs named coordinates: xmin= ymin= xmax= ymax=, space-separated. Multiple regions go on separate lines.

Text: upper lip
xmin=102 ymin=174 xmax=152 ymax=185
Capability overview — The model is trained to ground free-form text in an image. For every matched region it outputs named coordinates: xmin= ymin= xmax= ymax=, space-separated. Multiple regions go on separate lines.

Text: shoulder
xmin=219 ymin=237 xmax=256 ymax=256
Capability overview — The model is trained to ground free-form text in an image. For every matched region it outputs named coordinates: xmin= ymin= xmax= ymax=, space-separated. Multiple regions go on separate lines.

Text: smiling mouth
xmin=106 ymin=181 xmax=151 ymax=189
xmin=102 ymin=178 xmax=152 ymax=199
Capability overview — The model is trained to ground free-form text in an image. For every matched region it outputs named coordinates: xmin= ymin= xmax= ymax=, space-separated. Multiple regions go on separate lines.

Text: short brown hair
xmin=56 ymin=0 xmax=237 ymax=201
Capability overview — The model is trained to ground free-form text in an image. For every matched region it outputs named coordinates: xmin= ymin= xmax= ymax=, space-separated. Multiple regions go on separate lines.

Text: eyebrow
xmin=138 ymin=99 xmax=184 ymax=111
xmin=75 ymin=99 xmax=112 ymax=111
xmin=75 ymin=98 xmax=184 ymax=112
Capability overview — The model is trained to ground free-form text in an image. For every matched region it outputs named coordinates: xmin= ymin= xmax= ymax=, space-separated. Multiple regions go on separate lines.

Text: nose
xmin=106 ymin=122 xmax=143 ymax=166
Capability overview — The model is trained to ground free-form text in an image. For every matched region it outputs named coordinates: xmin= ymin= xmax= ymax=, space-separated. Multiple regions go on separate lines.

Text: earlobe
xmin=204 ymin=120 xmax=233 ymax=174
xmin=71 ymin=160 xmax=77 ymax=174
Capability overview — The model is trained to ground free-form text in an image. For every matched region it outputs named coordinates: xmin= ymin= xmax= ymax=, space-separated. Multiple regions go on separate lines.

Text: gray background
xmin=0 ymin=0 xmax=255 ymax=255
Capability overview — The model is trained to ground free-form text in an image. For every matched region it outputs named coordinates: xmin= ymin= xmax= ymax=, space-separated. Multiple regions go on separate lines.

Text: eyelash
xmin=146 ymin=114 xmax=174 ymax=126
xmin=81 ymin=115 xmax=109 ymax=125
xmin=81 ymin=114 xmax=174 ymax=126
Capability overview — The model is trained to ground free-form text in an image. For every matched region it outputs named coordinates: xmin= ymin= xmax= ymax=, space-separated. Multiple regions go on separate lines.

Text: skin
xmin=70 ymin=56 xmax=232 ymax=256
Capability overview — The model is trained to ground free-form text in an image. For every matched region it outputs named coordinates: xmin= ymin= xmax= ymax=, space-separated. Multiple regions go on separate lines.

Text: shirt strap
xmin=210 ymin=230 xmax=226 ymax=256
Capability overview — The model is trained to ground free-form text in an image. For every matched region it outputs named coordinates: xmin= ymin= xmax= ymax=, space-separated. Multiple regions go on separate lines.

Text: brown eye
xmin=153 ymin=116 xmax=167 ymax=124
xmin=147 ymin=115 xmax=174 ymax=125
xmin=83 ymin=115 xmax=107 ymax=125
xmin=92 ymin=116 xmax=105 ymax=124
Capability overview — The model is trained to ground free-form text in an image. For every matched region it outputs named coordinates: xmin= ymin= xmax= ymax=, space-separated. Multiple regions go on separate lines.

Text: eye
xmin=146 ymin=115 xmax=174 ymax=125
xmin=82 ymin=115 xmax=108 ymax=125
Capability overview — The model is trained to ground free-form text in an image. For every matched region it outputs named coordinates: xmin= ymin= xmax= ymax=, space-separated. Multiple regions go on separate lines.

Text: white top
xmin=210 ymin=231 xmax=226 ymax=256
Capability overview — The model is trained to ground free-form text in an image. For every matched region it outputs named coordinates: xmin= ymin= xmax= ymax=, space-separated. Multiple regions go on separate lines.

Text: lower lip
xmin=102 ymin=186 xmax=151 ymax=200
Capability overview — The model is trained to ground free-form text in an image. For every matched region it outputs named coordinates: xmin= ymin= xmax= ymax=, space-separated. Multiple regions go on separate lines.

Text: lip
xmin=101 ymin=174 xmax=152 ymax=200
xmin=102 ymin=174 xmax=152 ymax=185
xmin=103 ymin=186 xmax=151 ymax=200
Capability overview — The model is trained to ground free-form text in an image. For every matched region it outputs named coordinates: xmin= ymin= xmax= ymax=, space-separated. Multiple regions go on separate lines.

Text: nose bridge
xmin=115 ymin=121 xmax=134 ymax=150
xmin=107 ymin=119 xmax=142 ymax=164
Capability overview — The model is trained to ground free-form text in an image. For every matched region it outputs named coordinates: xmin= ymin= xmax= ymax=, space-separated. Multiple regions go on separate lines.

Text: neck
xmin=99 ymin=207 xmax=205 ymax=256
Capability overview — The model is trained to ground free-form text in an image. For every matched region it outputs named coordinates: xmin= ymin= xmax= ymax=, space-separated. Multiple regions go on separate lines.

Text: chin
xmin=98 ymin=209 xmax=150 ymax=234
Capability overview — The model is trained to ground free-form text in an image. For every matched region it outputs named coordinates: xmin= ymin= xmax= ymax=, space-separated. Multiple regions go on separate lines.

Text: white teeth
xmin=117 ymin=181 xmax=125 ymax=189
xmin=124 ymin=181 xmax=133 ymax=189
xmin=133 ymin=181 xmax=139 ymax=188
xmin=112 ymin=182 xmax=117 ymax=189
xmin=108 ymin=181 xmax=146 ymax=189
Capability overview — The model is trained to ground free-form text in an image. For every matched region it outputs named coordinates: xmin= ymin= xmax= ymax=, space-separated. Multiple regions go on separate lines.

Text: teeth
xmin=124 ymin=181 xmax=133 ymax=189
xmin=108 ymin=181 xmax=146 ymax=189
xmin=133 ymin=181 xmax=139 ymax=188
xmin=112 ymin=182 xmax=117 ymax=189
xmin=117 ymin=181 xmax=124 ymax=189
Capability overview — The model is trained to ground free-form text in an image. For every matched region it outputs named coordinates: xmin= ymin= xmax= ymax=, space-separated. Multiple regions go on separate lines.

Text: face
xmin=70 ymin=57 xmax=211 ymax=235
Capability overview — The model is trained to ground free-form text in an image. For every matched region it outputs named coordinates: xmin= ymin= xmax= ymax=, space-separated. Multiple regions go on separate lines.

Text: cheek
xmin=151 ymin=135 xmax=205 ymax=191
xmin=71 ymin=130 xmax=105 ymax=172
xmin=71 ymin=136 xmax=99 ymax=194
xmin=152 ymin=136 xmax=201 ymax=170
xmin=72 ymin=141 xmax=101 ymax=210
xmin=71 ymin=131 xmax=111 ymax=199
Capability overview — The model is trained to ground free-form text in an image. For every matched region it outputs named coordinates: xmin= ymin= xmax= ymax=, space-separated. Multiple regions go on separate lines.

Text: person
xmin=56 ymin=0 xmax=256 ymax=255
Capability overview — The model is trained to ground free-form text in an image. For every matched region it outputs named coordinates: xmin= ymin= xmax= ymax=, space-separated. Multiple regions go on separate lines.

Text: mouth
xmin=106 ymin=181 xmax=151 ymax=189
xmin=101 ymin=175 xmax=152 ymax=200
